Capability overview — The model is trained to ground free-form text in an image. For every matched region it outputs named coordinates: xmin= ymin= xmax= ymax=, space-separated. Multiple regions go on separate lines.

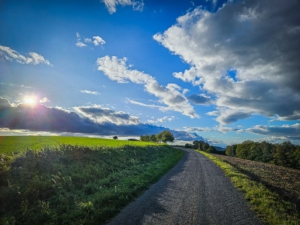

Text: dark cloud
xmin=0 ymin=97 xmax=203 ymax=141
xmin=246 ymin=124 xmax=300 ymax=140
xmin=187 ymin=94 xmax=212 ymax=105
xmin=216 ymin=111 xmax=252 ymax=124
xmin=74 ymin=106 xmax=140 ymax=125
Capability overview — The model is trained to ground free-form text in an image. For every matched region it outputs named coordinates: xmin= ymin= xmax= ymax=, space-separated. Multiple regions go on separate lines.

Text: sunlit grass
xmin=197 ymin=151 xmax=300 ymax=225
xmin=0 ymin=136 xmax=160 ymax=154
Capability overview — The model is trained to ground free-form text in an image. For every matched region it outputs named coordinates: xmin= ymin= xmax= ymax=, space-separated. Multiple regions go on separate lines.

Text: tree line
xmin=185 ymin=140 xmax=223 ymax=154
xmin=140 ymin=130 xmax=175 ymax=143
xmin=225 ymin=140 xmax=300 ymax=169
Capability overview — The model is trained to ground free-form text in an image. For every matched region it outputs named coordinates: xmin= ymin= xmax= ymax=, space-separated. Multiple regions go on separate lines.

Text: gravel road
xmin=107 ymin=148 xmax=264 ymax=225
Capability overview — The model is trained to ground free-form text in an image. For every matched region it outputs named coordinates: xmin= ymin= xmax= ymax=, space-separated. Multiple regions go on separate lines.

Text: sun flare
xmin=24 ymin=97 xmax=36 ymax=105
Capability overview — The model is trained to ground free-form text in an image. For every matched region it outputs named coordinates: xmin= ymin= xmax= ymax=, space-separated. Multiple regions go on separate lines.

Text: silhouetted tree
xmin=113 ymin=136 xmax=118 ymax=140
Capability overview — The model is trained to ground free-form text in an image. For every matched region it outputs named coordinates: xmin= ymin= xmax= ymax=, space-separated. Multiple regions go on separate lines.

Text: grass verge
xmin=197 ymin=151 xmax=300 ymax=225
xmin=1 ymin=145 xmax=183 ymax=225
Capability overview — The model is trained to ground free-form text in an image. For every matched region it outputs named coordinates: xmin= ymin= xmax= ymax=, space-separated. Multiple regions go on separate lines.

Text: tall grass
xmin=0 ymin=145 xmax=183 ymax=224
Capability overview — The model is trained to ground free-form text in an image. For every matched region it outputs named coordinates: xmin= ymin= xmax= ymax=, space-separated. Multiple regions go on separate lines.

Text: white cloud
xmin=184 ymin=126 xmax=212 ymax=132
xmin=102 ymin=0 xmax=144 ymax=14
xmin=127 ymin=98 xmax=169 ymax=111
xmin=0 ymin=45 xmax=52 ymax=66
xmin=84 ymin=38 xmax=92 ymax=43
xmin=97 ymin=56 xmax=199 ymax=118
xmin=184 ymin=125 xmax=241 ymax=133
xmin=80 ymin=90 xmax=101 ymax=95
xmin=76 ymin=42 xmax=87 ymax=47
xmin=93 ymin=36 xmax=106 ymax=46
xmin=154 ymin=0 xmax=300 ymax=124
xmin=76 ymin=33 xmax=105 ymax=47
xmin=147 ymin=116 xmax=175 ymax=124
xmin=39 ymin=97 xmax=49 ymax=103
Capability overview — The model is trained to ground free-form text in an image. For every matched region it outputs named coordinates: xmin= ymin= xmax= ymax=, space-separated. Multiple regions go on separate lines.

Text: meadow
xmin=0 ymin=136 xmax=183 ymax=225
xmin=0 ymin=136 xmax=157 ymax=154
xmin=199 ymin=151 xmax=300 ymax=225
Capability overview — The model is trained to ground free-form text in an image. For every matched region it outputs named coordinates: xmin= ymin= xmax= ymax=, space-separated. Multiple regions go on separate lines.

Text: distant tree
xmin=156 ymin=130 xmax=174 ymax=143
xmin=273 ymin=141 xmax=296 ymax=167
xmin=205 ymin=146 xmax=217 ymax=153
xmin=150 ymin=134 xmax=157 ymax=142
xmin=236 ymin=140 xmax=253 ymax=159
xmin=260 ymin=141 xmax=275 ymax=163
xmin=295 ymin=146 xmax=300 ymax=169
xmin=113 ymin=136 xmax=118 ymax=140
xmin=185 ymin=143 xmax=194 ymax=148
xmin=140 ymin=135 xmax=150 ymax=142
xmin=225 ymin=145 xmax=237 ymax=156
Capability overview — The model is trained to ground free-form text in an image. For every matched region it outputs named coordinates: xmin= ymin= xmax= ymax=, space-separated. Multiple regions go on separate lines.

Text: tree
xmin=113 ymin=136 xmax=118 ymax=140
xmin=205 ymin=146 xmax=217 ymax=153
xmin=150 ymin=134 xmax=157 ymax=142
xmin=156 ymin=130 xmax=174 ymax=143
xmin=225 ymin=145 xmax=237 ymax=156
xmin=273 ymin=141 xmax=296 ymax=167
xmin=140 ymin=135 xmax=151 ymax=142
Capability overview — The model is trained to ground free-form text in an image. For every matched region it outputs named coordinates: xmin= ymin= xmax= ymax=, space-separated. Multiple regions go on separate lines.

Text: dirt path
xmin=107 ymin=148 xmax=264 ymax=225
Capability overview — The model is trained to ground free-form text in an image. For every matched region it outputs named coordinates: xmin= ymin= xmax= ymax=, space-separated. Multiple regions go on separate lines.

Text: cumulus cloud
xmin=154 ymin=0 xmax=300 ymax=124
xmin=93 ymin=36 xmax=106 ymax=46
xmin=0 ymin=96 xmax=201 ymax=140
xmin=102 ymin=0 xmax=144 ymax=14
xmin=97 ymin=56 xmax=199 ymax=118
xmin=74 ymin=105 xmax=140 ymax=125
xmin=214 ymin=109 xmax=253 ymax=124
xmin=0 ymin=45 xmax=52 ymax=66
xmin=80 ymin=90 xmax=101 ymax=95
xmin=246 ymin=124 xmax=300 ymax=140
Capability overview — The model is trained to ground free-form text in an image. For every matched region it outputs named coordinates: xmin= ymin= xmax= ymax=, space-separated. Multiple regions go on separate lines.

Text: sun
xmin=24 ymin=96 xmax=37 ymax=105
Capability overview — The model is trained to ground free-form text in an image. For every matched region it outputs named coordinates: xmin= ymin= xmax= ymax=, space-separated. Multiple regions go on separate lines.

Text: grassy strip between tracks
xmin=0 ymin=145 xmax=184 ymax=225
xmin=197 ymin=151 xmax=300 ymax=225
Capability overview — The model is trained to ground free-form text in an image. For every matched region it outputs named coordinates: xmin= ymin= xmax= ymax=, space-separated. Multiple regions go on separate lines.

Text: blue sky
xmin=0 ymin=0 xmax=299 ymax=146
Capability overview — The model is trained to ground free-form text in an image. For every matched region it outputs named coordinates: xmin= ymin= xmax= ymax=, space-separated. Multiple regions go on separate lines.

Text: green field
xmin=0 ymin=136 xmax=183 ymax=224
xmin=0 ymin=136 xmax=159 ymax=154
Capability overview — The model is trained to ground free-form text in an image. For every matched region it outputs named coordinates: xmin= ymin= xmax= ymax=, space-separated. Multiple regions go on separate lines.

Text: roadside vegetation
xmin=225 ymin=140 xmax=300 ymax=170
xmin=198 ymin=151 xmax=300 ymax=225
xmin=0 ymin=138 xmax=183 ymax=224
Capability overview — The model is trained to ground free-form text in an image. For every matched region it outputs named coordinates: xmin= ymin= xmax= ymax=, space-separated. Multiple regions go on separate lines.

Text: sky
xmin=0 ymin=0 xmax=300 ymax=146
